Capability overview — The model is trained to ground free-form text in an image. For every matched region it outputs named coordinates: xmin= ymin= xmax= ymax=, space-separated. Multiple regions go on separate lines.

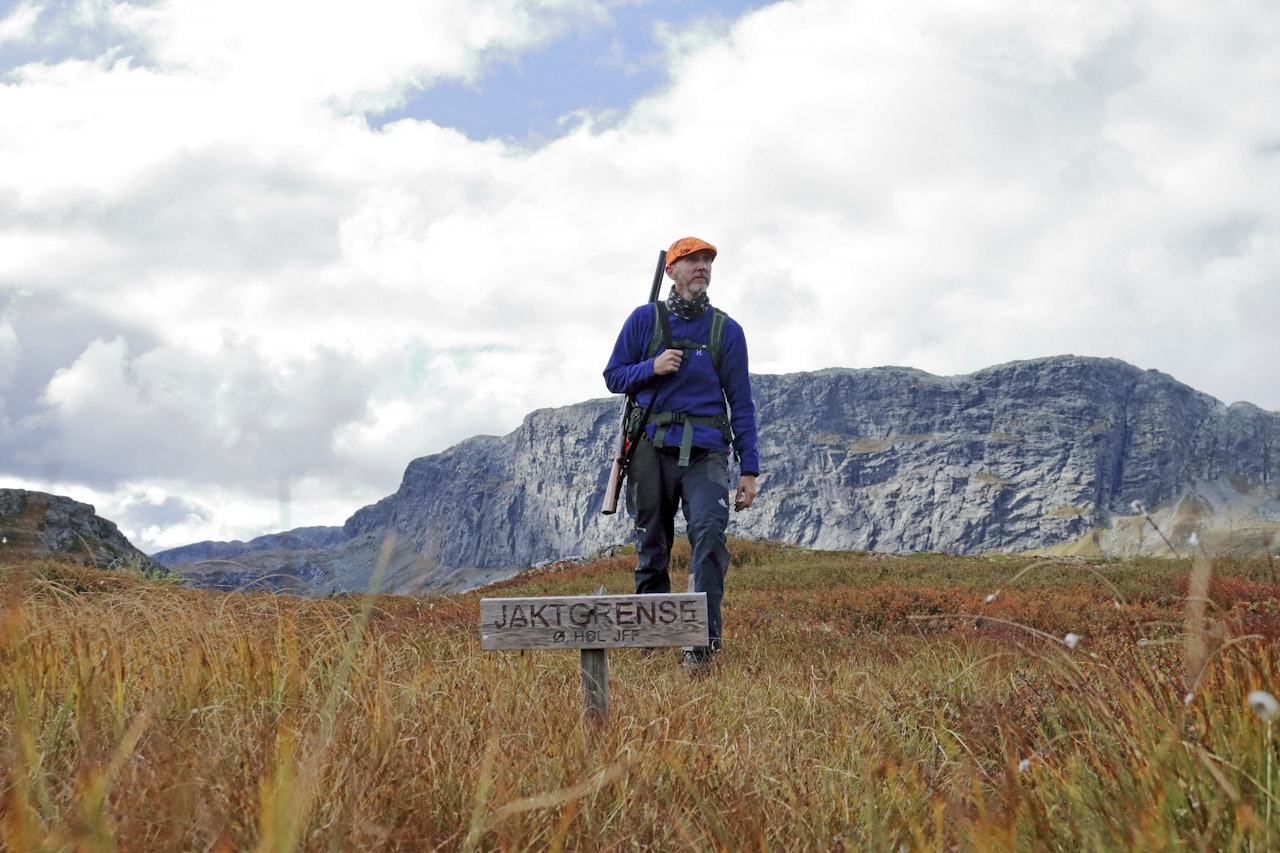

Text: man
xmin=603 ymin=237 xmax=760 ymax=672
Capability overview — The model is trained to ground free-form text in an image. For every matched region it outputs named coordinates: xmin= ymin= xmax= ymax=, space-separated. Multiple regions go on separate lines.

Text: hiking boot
xmin=682 ymin=649 xmax=713 ymax=677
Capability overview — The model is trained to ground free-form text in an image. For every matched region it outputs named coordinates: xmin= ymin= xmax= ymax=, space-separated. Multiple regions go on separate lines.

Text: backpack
xmin=644 ymin=302 xmax=728 ymax=373
xmin=640 ymin=302 xmax=732 ymax=465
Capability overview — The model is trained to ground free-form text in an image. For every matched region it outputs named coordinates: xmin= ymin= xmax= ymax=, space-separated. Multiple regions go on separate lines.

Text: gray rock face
xmin=745 ymin=358 xmax=1278 ymax=555
xmin=166 ymin=356 xmax=1280 ymax=594
xmin=341 ymin=406 xmax=623 ymax=572
xmin=153 ymin=526 xmax=347 ymax=567
xmin=0 ymin=489 xmax=167 ymax=575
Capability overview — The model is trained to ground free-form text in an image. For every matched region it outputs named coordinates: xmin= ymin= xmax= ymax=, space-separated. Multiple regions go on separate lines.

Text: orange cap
xmin=666 ymin=236 xmax=717 ymax=266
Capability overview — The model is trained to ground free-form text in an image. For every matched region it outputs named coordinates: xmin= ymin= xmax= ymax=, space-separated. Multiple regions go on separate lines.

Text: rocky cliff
xmin=153 ymin=526 xmax=347 ymax=568
xmin=0 ymin=489 xmax=168 ymax=575
xmin=159 ymin=356 xmax=1280 ymax=594
xmin=749 ymin=359 xmax=1277 ymax=555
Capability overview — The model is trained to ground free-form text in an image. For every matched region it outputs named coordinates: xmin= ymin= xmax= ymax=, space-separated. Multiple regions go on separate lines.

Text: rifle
xmin=601 ymin=249 xmax=668 ymax=515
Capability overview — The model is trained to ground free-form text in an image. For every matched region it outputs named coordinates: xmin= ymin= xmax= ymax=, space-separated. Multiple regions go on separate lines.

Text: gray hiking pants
xmin=628 ymin=436 xmax=730 ymax=652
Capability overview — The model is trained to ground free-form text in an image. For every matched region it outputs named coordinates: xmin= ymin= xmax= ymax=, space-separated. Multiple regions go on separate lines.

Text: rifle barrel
xmin=648 ymin=249 xmax=667 ymax=302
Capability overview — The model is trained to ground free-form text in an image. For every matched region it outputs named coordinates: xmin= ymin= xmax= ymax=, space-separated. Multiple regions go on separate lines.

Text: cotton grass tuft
xmin=1248 ymin=690 xmax=1280 ymax=722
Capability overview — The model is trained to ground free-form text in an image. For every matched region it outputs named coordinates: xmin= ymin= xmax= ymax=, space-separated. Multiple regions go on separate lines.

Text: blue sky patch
xmin=0 ymin=0 xmax=161 ymax=73
xmin=369 ymin=0 xmax=769 ymax=144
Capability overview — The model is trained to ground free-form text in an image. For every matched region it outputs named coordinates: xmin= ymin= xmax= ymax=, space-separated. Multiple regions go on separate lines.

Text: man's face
xmin=667 ymin=249 xmax=714 ymax=300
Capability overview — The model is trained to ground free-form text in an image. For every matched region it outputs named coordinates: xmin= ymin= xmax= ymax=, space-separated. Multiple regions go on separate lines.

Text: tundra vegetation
xmin=2 ymin=536 xmax=1279 ymax=850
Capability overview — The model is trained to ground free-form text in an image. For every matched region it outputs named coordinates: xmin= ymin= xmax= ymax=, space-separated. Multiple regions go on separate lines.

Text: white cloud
xmin=0 ymin=1 xmax=42 ymax=44
xmin=119 ymin=0 xmax=604 ymax=112
xmin=3 ymin=0 xmax=1278 ymax=550
xmin=0 ymin=319 xmax=18 ymax=392
xmin=28 ymin=334 xmax=370 ymax=484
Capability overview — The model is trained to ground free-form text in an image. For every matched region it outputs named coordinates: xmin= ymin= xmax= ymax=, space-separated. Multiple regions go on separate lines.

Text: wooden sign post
xmin=480 ymin=590 xmax=708 ymax=725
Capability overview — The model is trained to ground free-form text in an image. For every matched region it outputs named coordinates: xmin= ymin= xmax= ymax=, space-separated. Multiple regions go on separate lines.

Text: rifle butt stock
xmin=601 ymin=455 xmax=624 ymax=515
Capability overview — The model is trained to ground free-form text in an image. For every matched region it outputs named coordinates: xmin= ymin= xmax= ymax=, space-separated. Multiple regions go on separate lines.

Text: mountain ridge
xmin=155 ymin=355 xmax=1280 ymax=595
xmin=0 ymin=489 xmax=167 ymax=575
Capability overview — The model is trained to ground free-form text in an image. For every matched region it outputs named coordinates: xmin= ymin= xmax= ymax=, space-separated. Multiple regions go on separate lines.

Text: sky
xmin=1 ymin=0 xmax=1277 ymax=555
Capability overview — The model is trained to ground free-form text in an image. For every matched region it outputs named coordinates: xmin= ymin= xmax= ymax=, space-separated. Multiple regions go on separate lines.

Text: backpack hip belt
xmin=650 ymin=411 xmax=732 ymax=467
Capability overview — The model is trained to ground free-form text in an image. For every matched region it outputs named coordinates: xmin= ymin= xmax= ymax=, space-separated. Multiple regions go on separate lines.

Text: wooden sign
xmin=479 ymin=592 xmax=708 ymax=651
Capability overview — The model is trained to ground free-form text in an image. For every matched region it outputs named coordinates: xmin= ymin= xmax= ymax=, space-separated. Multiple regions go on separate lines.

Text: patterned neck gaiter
xmin=668 ymin=290 xmax=710 ymax=320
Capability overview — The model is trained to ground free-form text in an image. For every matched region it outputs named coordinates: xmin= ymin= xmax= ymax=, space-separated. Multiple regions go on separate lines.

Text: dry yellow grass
xmin=2 ymin=542 xmax=1278 ymax=850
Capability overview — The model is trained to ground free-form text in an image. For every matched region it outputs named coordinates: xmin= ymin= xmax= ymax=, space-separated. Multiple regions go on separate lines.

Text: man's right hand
xmin=653 ymin=348 xmax=683 ymax=375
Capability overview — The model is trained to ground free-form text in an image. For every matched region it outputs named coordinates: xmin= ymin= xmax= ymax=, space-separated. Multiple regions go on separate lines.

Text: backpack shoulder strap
xmin=709 ymin=308 xmax=727 ymax=373
xmin=645 ymin=302 xmax=672 ymax=359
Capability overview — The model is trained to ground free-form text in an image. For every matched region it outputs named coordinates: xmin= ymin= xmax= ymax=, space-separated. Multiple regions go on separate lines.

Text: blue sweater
xmin=604 ymin=302 xmax=760 ymax=475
